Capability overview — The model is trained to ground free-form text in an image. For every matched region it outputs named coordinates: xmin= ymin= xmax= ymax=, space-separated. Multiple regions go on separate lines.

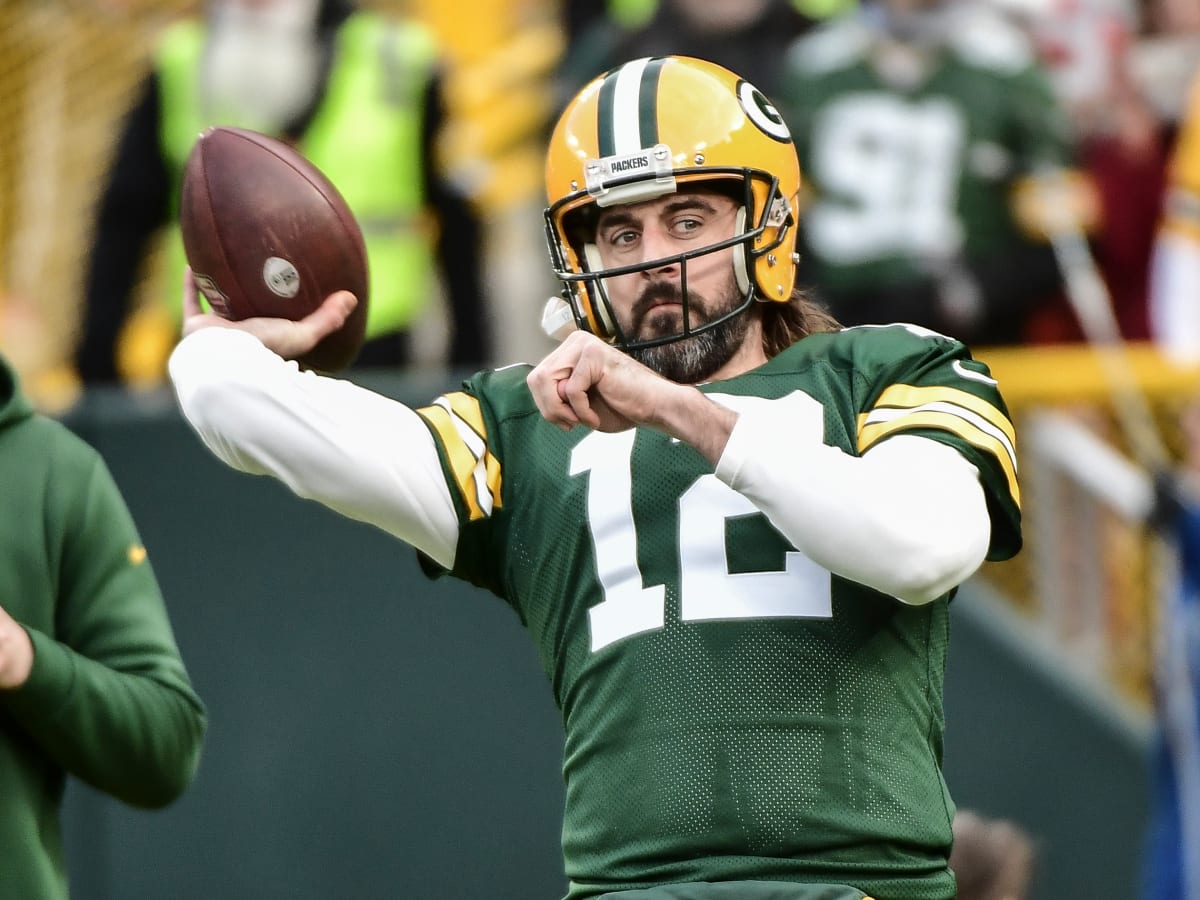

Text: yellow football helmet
xmin=544 ymin=55 xmax=802 ymax=349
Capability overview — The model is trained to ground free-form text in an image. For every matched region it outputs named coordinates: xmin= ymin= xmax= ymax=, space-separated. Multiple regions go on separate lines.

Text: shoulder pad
xmin=946 ymin=7 xmax=1035 ymax=74
xmin=786 ymin=16 xmax=873 ymax=76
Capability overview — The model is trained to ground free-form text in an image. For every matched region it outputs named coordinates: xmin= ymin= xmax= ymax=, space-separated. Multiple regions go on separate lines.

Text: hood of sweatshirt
xmin=0 ymin=353 xmax=34 ymax=432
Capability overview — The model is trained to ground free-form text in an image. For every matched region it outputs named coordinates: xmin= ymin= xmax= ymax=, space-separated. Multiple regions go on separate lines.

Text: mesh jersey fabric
xmin=415 ymin=324 xmax=1021 ymax=899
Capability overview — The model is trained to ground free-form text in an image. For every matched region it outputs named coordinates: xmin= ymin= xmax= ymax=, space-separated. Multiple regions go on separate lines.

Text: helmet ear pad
xmin=732 ymin=206 xmax=750 ymax=295
xmin=582 ymin=244 xmax=617 ymax=336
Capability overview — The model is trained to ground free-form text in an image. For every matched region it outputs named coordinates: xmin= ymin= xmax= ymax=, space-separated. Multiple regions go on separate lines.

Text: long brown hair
xmin=759 ymin=289 xmax=842 ymax=358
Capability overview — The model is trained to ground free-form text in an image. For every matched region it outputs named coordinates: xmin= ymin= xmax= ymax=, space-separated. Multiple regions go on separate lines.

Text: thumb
xmin=182 ymin=267 xmax=203 ymax=320
xmin=300 ymin=291 xmax=357 ymax=341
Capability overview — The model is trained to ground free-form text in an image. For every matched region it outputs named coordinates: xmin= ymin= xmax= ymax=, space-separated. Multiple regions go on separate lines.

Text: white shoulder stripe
xmin=864 ymin=400 xmax=1018 ymax=472
xmin=433 ymin=397 xmax=494 ymax=515
xmin=952 ymin=359 xmax=998 ymax=386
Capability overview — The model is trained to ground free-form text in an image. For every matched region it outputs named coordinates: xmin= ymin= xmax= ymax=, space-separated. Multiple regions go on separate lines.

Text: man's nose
xmin=639 ymin=227 xmax=680 ymax=274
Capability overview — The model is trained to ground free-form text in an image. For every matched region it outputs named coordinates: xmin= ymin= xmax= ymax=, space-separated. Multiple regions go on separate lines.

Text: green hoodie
xmin=0 ymin=353 xmax=206 ymax=898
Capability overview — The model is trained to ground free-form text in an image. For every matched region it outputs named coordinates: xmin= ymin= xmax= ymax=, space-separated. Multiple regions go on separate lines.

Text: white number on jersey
xmin=572 ymin=397 xmax=832 ymax=652
xmin=571 ymin=429 xmax=668 ymax=651
xmin=807 ymin=93 xmax=967 ymax=263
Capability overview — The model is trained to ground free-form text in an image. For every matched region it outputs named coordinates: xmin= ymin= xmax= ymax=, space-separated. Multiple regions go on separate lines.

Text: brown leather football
xmin=180 ymin=126 xmax=369 ymax=372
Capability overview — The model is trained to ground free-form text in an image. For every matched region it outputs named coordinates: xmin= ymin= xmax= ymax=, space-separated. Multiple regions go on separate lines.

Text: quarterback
xmin=169 ymin=56 xmax=1022 ymax=900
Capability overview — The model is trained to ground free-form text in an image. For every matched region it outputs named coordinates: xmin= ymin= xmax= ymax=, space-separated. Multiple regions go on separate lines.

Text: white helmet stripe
xmin=610 ymin=57 xmax=651 ymax=155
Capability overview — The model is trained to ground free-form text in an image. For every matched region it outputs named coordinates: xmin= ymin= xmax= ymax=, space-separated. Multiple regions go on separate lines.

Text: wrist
xmin=654 ymin=387 xmax=738 ymax=465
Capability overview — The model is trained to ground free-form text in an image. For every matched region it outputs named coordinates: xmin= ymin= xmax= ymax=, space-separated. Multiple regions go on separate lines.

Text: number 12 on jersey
xmin=572 ymin=419 xmax=833 ymax=653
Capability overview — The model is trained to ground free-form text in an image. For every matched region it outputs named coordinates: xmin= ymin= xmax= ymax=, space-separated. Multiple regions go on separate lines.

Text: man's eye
xmin=675 ymin=218 xmax=702 ymax=234
xmin=611 ymin=230 xmax=638 ymax=246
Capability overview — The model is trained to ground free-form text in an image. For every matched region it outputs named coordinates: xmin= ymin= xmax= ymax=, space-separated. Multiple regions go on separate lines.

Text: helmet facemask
xmin=543 ymin=56 xmax=803 ymax=354
xmin=545 ymin=169 xmax=794 ymax=353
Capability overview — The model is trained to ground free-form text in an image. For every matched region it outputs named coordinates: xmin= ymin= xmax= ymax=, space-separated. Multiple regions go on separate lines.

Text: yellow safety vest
xmin=607 ymin=0 xmax=856 ymax=27
xmin=156 ymin=13 xmax=438 ymax=338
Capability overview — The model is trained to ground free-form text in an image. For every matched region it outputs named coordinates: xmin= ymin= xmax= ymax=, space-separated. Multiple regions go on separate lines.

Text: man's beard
xmin=624 ymin=278 xmax=750 ymax=384
xmin=202 ymin=0 xmax=323 ymax=134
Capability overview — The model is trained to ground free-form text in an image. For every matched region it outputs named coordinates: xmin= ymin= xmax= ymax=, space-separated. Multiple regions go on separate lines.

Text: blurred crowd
xmin=2 ymin=1 xmax=1198 ymax=897
xmin=1 ymin=0 xmax=1200 ymax=409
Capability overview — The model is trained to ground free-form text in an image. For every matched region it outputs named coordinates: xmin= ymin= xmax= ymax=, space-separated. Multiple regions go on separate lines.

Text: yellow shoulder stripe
xmin=858 ymin=385 xmax=1020 ymax=509
xmin=415 ymin=392 xmax=502 ymax=521
xmin=867 ymin=384 xmax=1017 ymax=447
xmin=444 ymin=391 xmax=487 ymax=441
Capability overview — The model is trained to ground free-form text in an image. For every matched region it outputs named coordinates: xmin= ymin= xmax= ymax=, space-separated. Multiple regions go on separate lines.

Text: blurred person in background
xmin=1150 ymin=69 xmax=1200 ymax=362
xmin=1143 ymin=68 xmax=1200 ymax=900
xmin=0 ymin=346 xmax=207 ymax=899
xmin=560 ymin=0 xmax=859 ymax=53
xmin=989 ymin=0 xmax=1174 ymax=344
xmin=555 ymin=0 xmax=817 ymax=108
xmin=776 ymin=0 xmax=1083 ymax=348
xmin=1147 ymin=0 xmax=1200 ymax=355
xmin=949 ymin=810 xmax=1036 ymax=900
xmin=76 ymin=0 xmax=490 ymax=386
xmin=560 ymin=0 xmax=650 ymax=47
xmin=1129 ymin=0 xmax=1200 ymax=132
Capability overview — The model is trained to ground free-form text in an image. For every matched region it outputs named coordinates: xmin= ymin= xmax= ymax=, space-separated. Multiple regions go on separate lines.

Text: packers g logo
xmin=737 ymin=80 xmax=791 ymax=144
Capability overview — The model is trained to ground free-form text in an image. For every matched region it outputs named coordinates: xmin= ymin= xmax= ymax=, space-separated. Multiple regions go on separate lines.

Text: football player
xmin=169 ymin=56 xmax=1021 ymax=900
xmin=776 ymin=0 xmax=1077 ymax=347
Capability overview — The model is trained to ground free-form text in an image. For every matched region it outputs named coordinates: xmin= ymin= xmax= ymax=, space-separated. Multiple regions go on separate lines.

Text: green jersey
xmin=417 ymin=325 xmax=1020 ymax=900
xmin=0 ymin=353 xmax=206 ymax=899
xmin=776 ymin=10 xmax=1070 ymax=294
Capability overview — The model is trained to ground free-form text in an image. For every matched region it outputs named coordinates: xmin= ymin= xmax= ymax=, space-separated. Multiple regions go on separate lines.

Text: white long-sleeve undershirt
xmin=169 ymin=328 xmax=991 ymax=602
xmin=169 ymin=327 xmax=460 ymax=568
xmin=713 ymin=391 xmax=990 ymax=605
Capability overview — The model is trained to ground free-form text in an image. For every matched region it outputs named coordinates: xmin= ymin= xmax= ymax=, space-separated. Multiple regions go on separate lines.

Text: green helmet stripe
xmin=638 ymin=57 xmax=665 ymax=151
xmin=597 ymin=67 xmax=619 ymax=158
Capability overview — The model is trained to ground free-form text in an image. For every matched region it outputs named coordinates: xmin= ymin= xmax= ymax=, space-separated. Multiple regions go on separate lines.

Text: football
xmin=180 ymin=126 xmax=369 ymax=372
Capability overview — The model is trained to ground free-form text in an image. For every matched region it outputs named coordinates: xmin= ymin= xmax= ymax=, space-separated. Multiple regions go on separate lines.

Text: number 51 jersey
xmin=416 ymin=324 xmax=1021 ymax=900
